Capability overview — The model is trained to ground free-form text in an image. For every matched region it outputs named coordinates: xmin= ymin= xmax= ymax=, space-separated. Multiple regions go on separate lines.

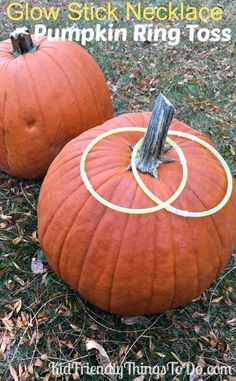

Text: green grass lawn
xmin=0 ymin=0 xmax=236 ymax=380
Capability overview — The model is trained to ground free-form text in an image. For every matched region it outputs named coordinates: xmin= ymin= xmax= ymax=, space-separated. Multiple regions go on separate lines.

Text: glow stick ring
xmin=131 ymin=130 xmax=233 ymax=217
xmin=80 ymin=127 xmax=188 ymax=215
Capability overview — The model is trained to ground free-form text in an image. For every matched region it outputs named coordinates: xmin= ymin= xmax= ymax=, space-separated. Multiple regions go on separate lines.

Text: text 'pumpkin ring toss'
xmin=38 ymin=93 xmax=236 ymax=315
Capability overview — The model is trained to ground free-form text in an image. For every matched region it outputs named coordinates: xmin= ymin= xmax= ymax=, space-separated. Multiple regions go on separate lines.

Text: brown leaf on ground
xmin=9 ymin=365 xmax=19 ymax=381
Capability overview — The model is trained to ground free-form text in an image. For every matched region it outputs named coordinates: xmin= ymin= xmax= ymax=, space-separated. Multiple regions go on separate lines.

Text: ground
xmin=0 ymin=0 xmax=236 ymax=380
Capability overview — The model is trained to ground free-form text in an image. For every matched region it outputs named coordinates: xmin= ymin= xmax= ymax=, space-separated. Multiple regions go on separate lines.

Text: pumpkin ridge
xmin=40 ymin=168 xmax=120 ymax=243
xmin=39 ymin=49 xmax=83 ymax=142
xmin=163 ymin=190 xmax=178 ymax=310
xmin=186 ymin=186 xmax=227 ymax=253
xmin=46 ymin=171 xmax=121 ymax=278
xmin=185 ymin=187 xmax=224 ymax=277
xmin=31 ymin=51 xmax=64 ymax=147
xmin=22 ymin=55 xmax=51 ymax=147
xmin=45 ymin=138 xmax=134 ymax=178
xmin=74 ymin=174 xmax=126 ymax=293
xmin=108 ymin=179 xmax=140 ymax=313
xmin=187 ymin=186 xmax=224 ymax=252
xmin=145 ymin=194 xmax=173 ymax=312
xmin=186 ymin=156 xmax=225 ymax=172
xmin=167 ymin=212 xmax=178 ymax=310
xmin=79 ymin=175 xmax=135 ymax=307
xmin=185 ymin=165 xmax=225 ymax=192
xmin=1 ymin=90 xmax=11 ymax=172
xmin=62 ymin=48 xmax=103 ymax=126
xmin=0 ymin=58 xmax=15 ymax=172
xmin=38 ymin=159 xmax=126 ymax=211
xmin=147 ymin=210 xmax=159 ymax=311
xmin=162 ymin=179 xmax=200 ymax=308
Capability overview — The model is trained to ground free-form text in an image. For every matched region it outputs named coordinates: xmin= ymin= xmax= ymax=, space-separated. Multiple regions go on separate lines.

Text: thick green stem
xmin=10 ymin=27 xmax=39 ymax=57
xmin=135 ymin=93 xmax=175 ymax=178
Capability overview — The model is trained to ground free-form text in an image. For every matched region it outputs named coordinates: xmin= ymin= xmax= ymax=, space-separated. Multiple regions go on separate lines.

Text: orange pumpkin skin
xmin=38 ymin=112 xmax=236 ymax=315
xmin=0 ymin=37 xmax=113 ymax=179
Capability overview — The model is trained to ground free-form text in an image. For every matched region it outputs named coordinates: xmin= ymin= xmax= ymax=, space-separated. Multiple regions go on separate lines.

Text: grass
xmin=0 ymin=0 xmax=236 ymax=380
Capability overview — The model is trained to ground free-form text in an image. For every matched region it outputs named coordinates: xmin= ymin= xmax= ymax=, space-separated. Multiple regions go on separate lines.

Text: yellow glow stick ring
xmin=80 ymin=127 xmax=188 ymax=215
xmin=131 ymin=130 xmax=233 ymax=217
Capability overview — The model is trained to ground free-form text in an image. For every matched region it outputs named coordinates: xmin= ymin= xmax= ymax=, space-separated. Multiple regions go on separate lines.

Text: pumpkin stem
xmin=133 ymin=93 xmax=175 ymax=178
xmin=10 ymin=27 xmax=39 ymax=57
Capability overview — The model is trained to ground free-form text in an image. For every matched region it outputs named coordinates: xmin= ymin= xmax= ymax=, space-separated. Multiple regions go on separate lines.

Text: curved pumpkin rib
xmin=185 ymin=165 xmax=226 ymax=194
xmin=30 ymin=51 xmax=66 ymax=149
xmin=160 ymin=180 xmax=200 ymax=308
xmin=43 ymin=129 xmax=118 ymax=177
xmin=184 ymin=177 xmax=230 ymax=248
xmin=186 ymin=187 xmax=227 ymax=279
xmin=57 ymin=47 xmax=105 ymax=131
xmin=80 ymin=176 xmax=136 ymax=310
xmin=74 ymin=175 xmax=127 ymax=292
xmin=149 ymin=192 xmax=176 ymax=313
xmin=62 ymin=49 xmax=103 ymax=126
xmin=186 ymin=186 xmax=230 ymax=255
xmin=38 ymin=155 xmax=127 ymax=211
xmin=186 ymin=158 xmax=225 ymax=178
xmin=40 ymin=167 xmax=121 ymax=243
xmin=39 ymin=50 xmax=82 ymax=144
xmin=108 ymin=180 xmax=140 ymax=313
xmin=45 ymin=170 xmax=120 ymax=279
xmin=0 ymin=60 xmax=15 ymax=173
xmin=1 ymin=91 xmax=11 ymax=172
xmin=22 ymin=55 xmax=51 ymax=147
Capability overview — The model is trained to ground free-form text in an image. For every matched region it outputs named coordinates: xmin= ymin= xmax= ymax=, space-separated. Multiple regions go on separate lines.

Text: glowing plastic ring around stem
xmin=80 ymin=127 xmax=188 ymax=215
xmin=131 ymin=130 xmax=233 ymax=218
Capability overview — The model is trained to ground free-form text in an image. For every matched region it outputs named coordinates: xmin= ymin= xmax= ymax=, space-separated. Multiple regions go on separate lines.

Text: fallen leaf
xmin=14 ymin=276 xmax=25 ymax=287
xmin=211 ymin=296 xmax=224 ymax=303
xmin=34 ymin=358 xmax=43 ymax=367
xmin=119 ymin=344 xmax=129 ymax=357
xmin=31 ymin=231 xmax=39 ymax=243
xmin=121 ymin=316 xmax=150 ymax=326
xmin=14 ymin=299 xmax=22 ymax=314
xmin=90 ymin=323 xmax=99 ymax=331
xmin=0 ymin=213 xmax=12 ymax=221
xmin=194 ymin=324 xmax=202 ymax=334
xmin=31 ymin=257 xmax=44 ymax=274
xmin=9 ymin=365 xmax=19 ymax=381
xmin=171 ymin=352 xmax=184 ymax=367
xmin=70 ymin=323 xmax=81 ymax=332
xmin=227 ymin=317 xmax=236 ymax=327
xmin=136 ymin=350 xmax=144 ymax=359
xmin=28 ymin=364 xmax=34 ymax=375
xmin=2 ymin=318 xmax=14 ymax=332
xmin=205 ymin=331 xmax=218 ymax=347
xmin=155 ymin=352 xmax=165 ymax=358
xmin=12 ymin=236 xmax=23 ymax=245
xmin=86 ymin=339 xmax=117 ymax=380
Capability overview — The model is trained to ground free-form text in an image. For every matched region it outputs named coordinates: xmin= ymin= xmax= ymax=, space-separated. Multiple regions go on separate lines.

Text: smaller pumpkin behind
xmin=0 ymin=27 xmax=113 ymax=179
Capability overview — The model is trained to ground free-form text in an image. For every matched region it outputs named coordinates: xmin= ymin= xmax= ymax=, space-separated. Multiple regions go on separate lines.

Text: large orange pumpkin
xmin=38 ymin=94 xmax=236 ymax=315
xmin=0 ymin=28 xmax=112 ymax=178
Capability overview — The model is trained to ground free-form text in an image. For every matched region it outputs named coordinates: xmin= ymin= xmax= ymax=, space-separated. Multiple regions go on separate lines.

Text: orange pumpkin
xmin=38 ymin=95 xmax=236 ymax=315
xmin=0 ymin=28 xmax=112 ymax=178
